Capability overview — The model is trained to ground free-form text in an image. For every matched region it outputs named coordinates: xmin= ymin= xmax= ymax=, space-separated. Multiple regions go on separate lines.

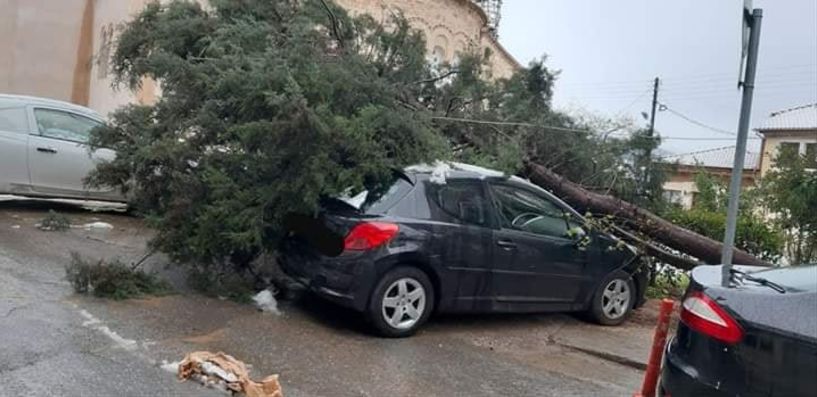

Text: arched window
xmin=430 ymin=46 xmax=446 ymax=68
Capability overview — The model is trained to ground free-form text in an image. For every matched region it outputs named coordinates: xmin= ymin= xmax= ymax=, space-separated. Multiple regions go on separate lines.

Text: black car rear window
xmin=361 ymin=176 xmax=414 ymax=215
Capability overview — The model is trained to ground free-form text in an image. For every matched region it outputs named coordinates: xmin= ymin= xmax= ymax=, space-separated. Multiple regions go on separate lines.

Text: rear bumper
xmin=660 ymin=338 xmax=730 ymax=397
xmin=280 ymin=250 xmax=376 ymax=312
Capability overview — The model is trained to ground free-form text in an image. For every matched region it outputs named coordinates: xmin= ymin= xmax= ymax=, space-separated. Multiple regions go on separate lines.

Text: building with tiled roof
xmin=756 ymin=104 xmax=817 ymax=177
xmin=660 ymin=104 xmax=816 ymax=209
xmin=660 ymin=146 xmax=760 ymax=209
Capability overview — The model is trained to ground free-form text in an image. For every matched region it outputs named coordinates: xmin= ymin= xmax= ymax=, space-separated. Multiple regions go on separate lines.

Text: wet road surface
xmin=0 ymin=246 xmax=219 ymax=396
xmin=0 ymin=200 xmax=648 ymax=396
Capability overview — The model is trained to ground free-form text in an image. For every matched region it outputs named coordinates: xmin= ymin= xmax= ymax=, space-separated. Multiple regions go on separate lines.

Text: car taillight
xmin=680 ymin=290 xmax=744 ymax=344
xmin=343 ymin=222 xmax=399 ymax=251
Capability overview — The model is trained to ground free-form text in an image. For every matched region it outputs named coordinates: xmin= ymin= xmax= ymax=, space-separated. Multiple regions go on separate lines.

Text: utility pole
xmin=722 ymin=8 xmax=763 ymax=286
xmin=642 ymin=77 xmax=660 ymax=196
xmin=648 ymin=77 xmax=660 ymax=140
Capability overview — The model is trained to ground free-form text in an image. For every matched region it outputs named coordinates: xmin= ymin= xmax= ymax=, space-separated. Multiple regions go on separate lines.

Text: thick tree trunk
xmin=524 ymin=161 xmax=770 ymax=269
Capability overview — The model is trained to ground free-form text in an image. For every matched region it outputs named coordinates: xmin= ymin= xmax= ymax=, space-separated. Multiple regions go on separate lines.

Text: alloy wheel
xmin=381 ymin=278 xmax=426 ymax=330
xmin=602 ymin=279 xmax=631 ymax=319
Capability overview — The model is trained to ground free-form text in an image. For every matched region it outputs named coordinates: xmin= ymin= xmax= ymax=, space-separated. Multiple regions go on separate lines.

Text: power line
xmin=657 ymin=145 xmax=742 ymax=160
xmin=557 ymin=64 xmax=816 ymax=89
xmin=430 ymin=116 xmax=595 ymax=133
xmin=659 ymin=84 xmax=817 ymax=100
xmin=663 ymin=90 xmax=817 ymax=102
xmin=430 ymin=115 xmax=764 ymax=142
xmin=661 ymin=72 xmax=817 ymax=89
xmin=661 ymin=79 xmax=817 ymax=95
xmin=610 ymin=87 xmax=653 ymax=118
xmin=658 ymin=103 xmax=736 ymax=136
xmin=659 ymin=136 xmax=760 ymax=141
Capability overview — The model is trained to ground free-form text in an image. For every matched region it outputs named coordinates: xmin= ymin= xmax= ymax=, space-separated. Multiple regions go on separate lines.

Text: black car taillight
xmin=343 ymin=222 xmax=399 ymax=251
xmin=680 ymin=290 xmax=744 ymax=344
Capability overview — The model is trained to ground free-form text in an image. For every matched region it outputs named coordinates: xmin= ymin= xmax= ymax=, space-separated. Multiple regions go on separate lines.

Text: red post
xmin=637 ymin=299 xmax=675 ymax=397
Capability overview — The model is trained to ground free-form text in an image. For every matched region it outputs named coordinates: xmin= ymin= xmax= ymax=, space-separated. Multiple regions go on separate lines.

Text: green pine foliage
xmin=38 ymin=210 xmax=71 ymax=232
xmin=88 ymin=0 xmax=673 ymax=271
xmin=758 ymin=151 xmax=817 ymax=264
xmin=88 ymin=0 xmax=446 ymax=268
xmin=65 ymin=252 xmax=171 ymax=300
xmin=663 ymin=170 xmax=784 ymax=262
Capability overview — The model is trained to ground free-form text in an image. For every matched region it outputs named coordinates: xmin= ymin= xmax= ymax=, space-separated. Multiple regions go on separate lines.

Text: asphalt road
xmin=0 ymin=199 xmax=648 ymax=396
xmin=0 ymin=245 xmax=220 ymax=397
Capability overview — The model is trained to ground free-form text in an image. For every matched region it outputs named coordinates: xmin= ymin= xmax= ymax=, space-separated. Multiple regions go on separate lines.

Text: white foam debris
xmin=406 ymin=161 xmax=453 ymax=184
xmin=428 ymin=162 xmax=452 ymax=184
xmin=78 ymin=309 xmax=138 ymax=351
xmin=82 ymin=221 xmax=114 ymax=230
xmin=449 ymin=161 xmax=505 ymax=177
xmin=161 ymin=360 xmax=182 ymax=374
xmin=407 ymin=161 xmax=507 ymax=184
xmin=11 ymin=225 xmax=20 ymax=229
xmin=340 ymin=190 xmax=368 ymax=209
xmin=404 ymin=163 xmax=437 ymax=173
xmin=201 ymin=361 xmax=239 ymax=383
xmin=252 ymin=289 xmax=281 ymax=315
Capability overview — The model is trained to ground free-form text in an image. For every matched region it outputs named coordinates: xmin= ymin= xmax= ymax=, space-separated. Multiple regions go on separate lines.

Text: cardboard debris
xmin=177 ymin=351 xmax=283 ymax=397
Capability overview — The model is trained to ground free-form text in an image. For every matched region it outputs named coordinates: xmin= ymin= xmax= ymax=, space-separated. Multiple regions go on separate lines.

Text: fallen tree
xmin=94 ymin=0 xmax=772 ymax=274
xmin=524 ymin=161 xmax=771 ymax=269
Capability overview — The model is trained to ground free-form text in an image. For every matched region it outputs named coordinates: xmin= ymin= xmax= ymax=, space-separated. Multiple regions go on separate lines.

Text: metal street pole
xmin=722 ymin=8 xmax=763 ymax=287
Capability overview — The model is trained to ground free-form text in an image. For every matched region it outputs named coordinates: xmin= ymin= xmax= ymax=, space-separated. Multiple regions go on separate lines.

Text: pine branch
xmin=319 ymin=0 xmax=345 ymax=50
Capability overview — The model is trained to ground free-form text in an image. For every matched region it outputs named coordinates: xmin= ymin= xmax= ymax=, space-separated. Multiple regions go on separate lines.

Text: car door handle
xmin=496 ymin=239 xmax=517 ymax=249
xmin=36 ymin=147 xmax=57 ymax=154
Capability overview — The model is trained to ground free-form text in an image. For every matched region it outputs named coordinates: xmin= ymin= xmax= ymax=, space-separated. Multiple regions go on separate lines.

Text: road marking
xmin=78 ymin=308 xmax=138 ymax=351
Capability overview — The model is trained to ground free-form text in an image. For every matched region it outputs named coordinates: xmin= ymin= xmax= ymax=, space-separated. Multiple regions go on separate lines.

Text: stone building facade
xmin=334 ymin=0 xmax=520 ymax=79
xmin=0 ymin=0 xmax=158 ymax=117
xmin=0 ymin=0 xmax=519 ymax=116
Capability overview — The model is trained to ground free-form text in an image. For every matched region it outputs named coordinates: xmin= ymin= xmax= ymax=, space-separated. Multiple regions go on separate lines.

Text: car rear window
xmin=333 ymin=171 xmax=415 ymax=215
xmin=361 ymin=177 xmax=414 ymax=215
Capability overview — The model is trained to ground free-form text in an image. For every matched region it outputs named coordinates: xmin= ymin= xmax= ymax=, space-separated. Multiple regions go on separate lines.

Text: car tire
xmin=367 ymin=267 xmax=434 ymax=338
xmin=588 ymin=270 xmax=635 ymax=326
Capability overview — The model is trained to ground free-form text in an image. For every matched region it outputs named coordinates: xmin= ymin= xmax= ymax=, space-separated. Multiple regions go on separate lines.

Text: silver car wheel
xmin=381 ymin=278 xmax=426 ymax=330
xmin=602 ymin=279 xmax=631 ymax=319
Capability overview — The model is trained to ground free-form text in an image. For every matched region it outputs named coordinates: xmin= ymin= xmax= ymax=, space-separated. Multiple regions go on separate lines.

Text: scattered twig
xmin=130 ymin=248 xmax=157 ymax=271
xmin=319 ymin=0 xmax=345 ymax=50
xmin=413 ymin=69 xmax=460 ymax=85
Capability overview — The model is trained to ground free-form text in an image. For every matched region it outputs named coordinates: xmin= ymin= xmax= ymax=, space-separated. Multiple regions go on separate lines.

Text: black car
xmin=280 ymin=163 xmax=648 ymax=337
xmin=660 ymin=264 xmax=817 ymax=396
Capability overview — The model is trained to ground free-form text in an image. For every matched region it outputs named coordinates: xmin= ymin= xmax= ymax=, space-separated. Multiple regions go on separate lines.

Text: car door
xmin=488 ymin=182 xmax=586 ymax=306
xmin=420 ymin=178 xmax=496 ymax=311
xmin=0 ymin=105 xmax=31 ymax=193
xmin=27 ymin=107 xmax=117 ymax=199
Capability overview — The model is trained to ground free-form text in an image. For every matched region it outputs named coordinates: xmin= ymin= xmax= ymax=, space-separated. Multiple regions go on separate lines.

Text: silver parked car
xmin=0 ymin=94 xmax=124 ymax=202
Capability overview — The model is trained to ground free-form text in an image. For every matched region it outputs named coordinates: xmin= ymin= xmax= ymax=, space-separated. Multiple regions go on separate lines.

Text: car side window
xmin=33 ymin=108 xmax=101 ymax=143
xmin=426 ymin=181 xmax=490 ymax=227
xmin=0 ymin=107 xmax=29 ymax=133
xmin=490 ymin=184 xmax=570 ymax=238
